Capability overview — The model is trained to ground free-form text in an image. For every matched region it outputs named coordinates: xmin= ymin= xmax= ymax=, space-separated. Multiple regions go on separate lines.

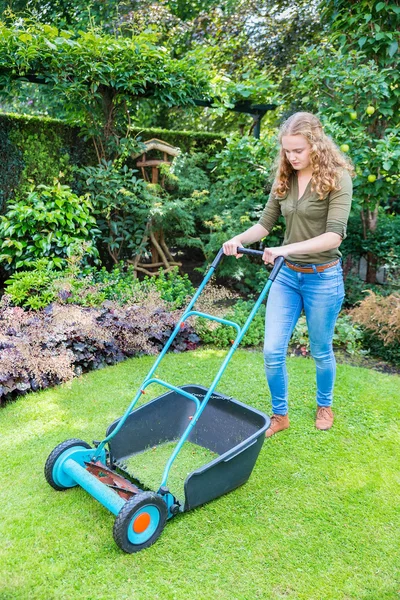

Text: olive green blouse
xmin=258 ymin=168 xmax=353 ymax=264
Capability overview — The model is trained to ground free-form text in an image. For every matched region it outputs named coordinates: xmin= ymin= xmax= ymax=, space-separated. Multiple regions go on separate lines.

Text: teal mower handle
xmin=93 ymin=247 xmax=285 ymax=475
xmin=212 ymin=246 xmax=285 ymax=281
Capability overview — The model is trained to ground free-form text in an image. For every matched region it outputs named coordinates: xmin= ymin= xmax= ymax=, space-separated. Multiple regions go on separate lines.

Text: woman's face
xmin=281 ymin=134 xmax=312 ymax=172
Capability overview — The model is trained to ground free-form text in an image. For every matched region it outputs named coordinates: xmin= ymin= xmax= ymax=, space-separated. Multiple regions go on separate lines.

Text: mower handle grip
xmin=211 ymin=247 xmax=285 ymax=282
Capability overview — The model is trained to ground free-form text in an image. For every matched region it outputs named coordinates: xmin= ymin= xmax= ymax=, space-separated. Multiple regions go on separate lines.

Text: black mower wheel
xmin=113 ymin=492 xmax=168 ymax=553
xmin=44 ymin=438 xmax=91 ymax=491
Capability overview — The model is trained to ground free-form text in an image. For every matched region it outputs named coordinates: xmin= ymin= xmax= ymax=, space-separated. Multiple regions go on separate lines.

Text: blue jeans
xmin=263 ymin=261 xmax=345 ymax=415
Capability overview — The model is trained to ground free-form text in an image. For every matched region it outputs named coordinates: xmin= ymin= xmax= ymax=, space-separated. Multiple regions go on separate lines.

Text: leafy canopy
xmin=0 ymin=18 xmax=211 ymax=157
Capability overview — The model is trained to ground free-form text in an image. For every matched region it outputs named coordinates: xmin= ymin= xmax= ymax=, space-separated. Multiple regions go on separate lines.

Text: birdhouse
xmin=129 ymin=138 xmax=182 ymax=276
xmin=134 ymin=138 xmax=180 ymax=185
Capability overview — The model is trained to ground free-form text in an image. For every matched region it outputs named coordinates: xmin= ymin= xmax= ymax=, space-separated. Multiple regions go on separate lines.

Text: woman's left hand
xmin=262 ymin=246 xmax=290 ymax=265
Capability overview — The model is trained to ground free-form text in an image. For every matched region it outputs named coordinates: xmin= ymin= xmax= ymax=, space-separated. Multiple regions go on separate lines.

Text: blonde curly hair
xmin=271 ymin=112 xmax=355 ymax=200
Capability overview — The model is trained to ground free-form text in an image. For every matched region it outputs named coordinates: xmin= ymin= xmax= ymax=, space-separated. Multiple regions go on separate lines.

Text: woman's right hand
xmin=222 ymin=236 xmax=244 ymax=258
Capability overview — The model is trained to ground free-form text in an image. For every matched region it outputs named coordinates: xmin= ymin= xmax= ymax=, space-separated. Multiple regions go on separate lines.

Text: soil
xmin=334 ymin=349 xmax=399 ymax=375
xmin=288 ymin=346 xmax=400 ymax=375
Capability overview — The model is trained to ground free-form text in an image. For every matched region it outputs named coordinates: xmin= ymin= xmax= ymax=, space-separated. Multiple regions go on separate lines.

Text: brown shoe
xmin=316 ymin=406 xmax=334 ymax=430
xmin=265 ymin=414 xmax=290 ymax=438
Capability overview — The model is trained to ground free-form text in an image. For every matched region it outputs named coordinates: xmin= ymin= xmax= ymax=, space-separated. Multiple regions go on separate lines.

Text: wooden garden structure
xmin=131 ymin=138 xmax=182 ymax=276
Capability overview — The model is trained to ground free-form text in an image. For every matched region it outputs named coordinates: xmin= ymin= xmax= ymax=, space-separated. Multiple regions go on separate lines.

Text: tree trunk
xmin=366 ymin=250 xmax=378 ymax=284
xmin=360 ymin=204 xmax=379 ymax=284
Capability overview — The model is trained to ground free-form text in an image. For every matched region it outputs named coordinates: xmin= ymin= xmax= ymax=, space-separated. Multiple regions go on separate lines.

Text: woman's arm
xmin=223 ymin=224 xmax=269 ymax=257
xmin=262 ymin=232 xmax=342 ymax=264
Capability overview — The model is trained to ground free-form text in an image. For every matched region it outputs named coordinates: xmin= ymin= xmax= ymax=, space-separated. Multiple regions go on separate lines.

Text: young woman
xmin=223 ymin=112 xmax=354 ymax=436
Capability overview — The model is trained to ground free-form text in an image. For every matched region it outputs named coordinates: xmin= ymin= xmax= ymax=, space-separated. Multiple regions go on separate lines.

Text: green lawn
xmin=1 ymin=349 xmax=399 ymax=600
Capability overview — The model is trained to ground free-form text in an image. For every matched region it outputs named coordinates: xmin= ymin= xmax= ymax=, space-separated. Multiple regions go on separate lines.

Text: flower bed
xmin=0 ymin=295 xmax=199 ymax=404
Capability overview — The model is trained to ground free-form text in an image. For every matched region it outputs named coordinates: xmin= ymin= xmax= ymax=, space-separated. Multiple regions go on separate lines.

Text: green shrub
xmin=5 ymin=258 xmax=195 ymax=311
xmin=167 ymin=138 xmax=284 ymax=291
xmin=0 ymin=113 xmax=95 ymax=213
xmin=0 ymin=120 xmax=24 ymax=212
xmin=146 ymin=267 xmax=195 ymax=309
xmin=0 ymin=181 xmax=99 ymax=271
xmin=197 ymin=301 xmax=364 ymax=356
xmin=9 ymin=128 xmax=73 ymax=196
xmin=61 ymin=265 xmax=195 ymax=309
xmin=291 ymin=314 xmax=364 ymax=356
xmin=359 ymin=331 xmax=400 ymax=366
xmin=341 ymin=212 xmax=400 ymax=288
xmin=81 ymin=160 xmax=157 ymax=265
xmin=343 ymin=273 xmax=396 ymax=308
xmin=195 ymin=299 xmax=266 ymax=348
xmin=4 ymin=259 xmax=58 ymax=310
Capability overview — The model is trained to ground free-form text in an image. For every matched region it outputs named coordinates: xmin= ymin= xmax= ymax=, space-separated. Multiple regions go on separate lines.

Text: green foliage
xmin=0 ymin=181 xmax=98 ymax=271
xmin=196 ymin=299 xmax=266 ymax=348
xmin=177 ymin=137 xmax=284 ymax=287
xmin=0 ymin=79 xmax=65 ymax=118
xmin=0 ymin=113 xmax=225 ymax=221
xmin=0 ymin=112 xmax=96 ymax=214
xmin=168 ymin=152 xmax=211 ymax=196
xmin=361 ymin=330 xmax=400 ymax=366
xmin=343 ymin=273 xmax=396 ymax=308
xmin=0 ymin=119 xmax=24 ymax=211
xmin=4 ymin=259 xmax=139 ymax=309
xmin=203 ymin=134 xmax=280 ymax=237
xmin=197 ymin=300 xmax=364 ymax=356
xmin=131 ymin=127 xmax=226 ymax=154
xmin=81 ymin=148 xmax=228 ymax=267
xmin=80 ymin=263 xmax=141 ymax=306
xmin=9 ymin=127 xmax=73 ymax=194
xmin=1 ymin=0 xmax=122 ymax=31
xmin=81 ymin=160 xmax=157 ymax=264
xmin=210 ymin=70 xmax=280 ymax=112
xmin=0 ymin=19 xmax=211 ymax=160
xmin=5 ymin=257 xmax=195 ymax=310
xmin=341 ymin=211 xmax=400 ymax=290
xmin=285 ymin=40 xmax=400 ymax=281
xmin=331 ymin=315 xmax=365 ymax=356
xmin=146 ymin=267 xmax=194 ymax=309
xmin=321 ymin=1 xmax=400 ymax=71
xmin=4 ymin=258 xmax=57 ymax=309
xmin=291 ymin=313 xmax=364 ymax=356
xmin=61 ymin=264 xmax=194 ymax=309
xmin=287 ymin=43 xmax=400 ymax=209
xmin=291 ymin=314 xmax=364 ymax=356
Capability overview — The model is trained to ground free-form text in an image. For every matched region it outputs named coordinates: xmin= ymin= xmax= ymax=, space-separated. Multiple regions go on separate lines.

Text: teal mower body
xmin=45 ymin=249 xmax=284 ymax=553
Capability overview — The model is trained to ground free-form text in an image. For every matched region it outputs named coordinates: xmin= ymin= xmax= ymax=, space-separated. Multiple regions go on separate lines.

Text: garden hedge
xmin=0 ymin=112 xmax=227 ymax=210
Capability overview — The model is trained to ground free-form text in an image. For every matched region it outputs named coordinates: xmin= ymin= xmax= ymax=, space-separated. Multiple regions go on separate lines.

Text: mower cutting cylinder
xmin=62 ymin=458 xmax=126 ymax=516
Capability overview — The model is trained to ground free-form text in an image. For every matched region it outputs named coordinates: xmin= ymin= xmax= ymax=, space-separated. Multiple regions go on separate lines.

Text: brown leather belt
xmin=284 ymin=258 xmax=340 ymax=273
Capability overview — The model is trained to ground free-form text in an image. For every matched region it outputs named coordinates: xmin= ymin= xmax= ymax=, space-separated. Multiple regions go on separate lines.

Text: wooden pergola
xmin=193 ymin=99 xmax=277 ymax=138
